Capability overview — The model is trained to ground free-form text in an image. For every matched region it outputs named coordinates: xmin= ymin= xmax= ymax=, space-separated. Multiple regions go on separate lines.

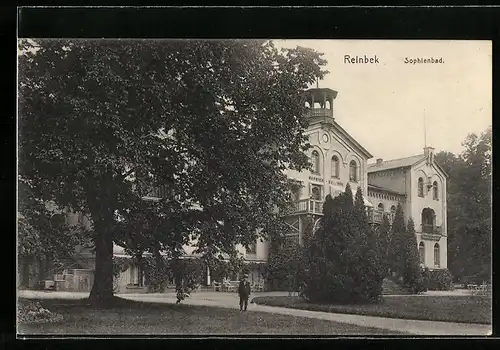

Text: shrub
xmin=265 ymin=241 xmax=306 ymax=291
xmin=303 ymin=185 xmax=384 ymax=304
xmin=402 ymin=218 xmax=424 ymax=293
xmin=422 ymin=268 xmax=454 ymax=291
xmin=17 ymin=299 xmax=63 ymax=324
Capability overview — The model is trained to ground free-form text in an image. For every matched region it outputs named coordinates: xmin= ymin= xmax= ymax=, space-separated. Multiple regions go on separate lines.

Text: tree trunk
xmin=89 ymin=226 xmax=114 ymax=306
xmin=19 ymin=256 xmax=31 ymax=289
xmin=38 ymin=258 xmax=46 ymax=282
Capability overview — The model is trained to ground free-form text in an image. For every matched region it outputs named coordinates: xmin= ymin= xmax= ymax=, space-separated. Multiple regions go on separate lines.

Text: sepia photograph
xmin=17 ymin=38 xmax=492 ymax=336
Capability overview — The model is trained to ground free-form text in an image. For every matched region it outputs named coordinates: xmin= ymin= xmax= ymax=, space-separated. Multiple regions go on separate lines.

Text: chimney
xmin=376 ymin=158 xmax=383 ymax=165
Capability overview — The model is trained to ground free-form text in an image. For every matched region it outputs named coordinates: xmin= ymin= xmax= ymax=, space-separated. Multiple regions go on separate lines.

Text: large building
xmin=277 ymin=87 xmax=448 ymax=272
xmin=23 ymin=86 xmax=448 ymax=293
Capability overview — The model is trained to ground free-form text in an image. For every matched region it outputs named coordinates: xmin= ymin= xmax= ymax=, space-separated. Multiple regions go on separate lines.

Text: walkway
xmin=18 ymin=290 xmax=492 ymax=336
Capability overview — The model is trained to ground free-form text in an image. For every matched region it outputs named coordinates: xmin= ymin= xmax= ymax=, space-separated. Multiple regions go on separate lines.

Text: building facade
xmin=22 ymin=86 xmax=448 ymax=293
xmin=276 ymin=87 xmax=448 ymax=272
xmin=367 ymin=147 xmax=448 ymax=269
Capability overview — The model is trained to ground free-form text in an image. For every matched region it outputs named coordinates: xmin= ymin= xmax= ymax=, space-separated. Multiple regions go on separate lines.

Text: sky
xmin=274 ymin=40 xmax=492 ymax=163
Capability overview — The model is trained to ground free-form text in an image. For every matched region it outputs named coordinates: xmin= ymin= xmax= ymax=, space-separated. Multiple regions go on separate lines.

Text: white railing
xmin=367 ymin=210 xmax=395 ymax=225
xmin=288 ymin=199 xmax=324 ymax=215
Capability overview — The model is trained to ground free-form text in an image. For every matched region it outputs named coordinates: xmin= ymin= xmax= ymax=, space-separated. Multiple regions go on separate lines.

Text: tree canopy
xmin=18 ymin=39 xmax=328 ymax=305
xmin=304 ymin=186 xmax=383 ymax=304
xmin=435 ymin=126 xmax=491 ymax=283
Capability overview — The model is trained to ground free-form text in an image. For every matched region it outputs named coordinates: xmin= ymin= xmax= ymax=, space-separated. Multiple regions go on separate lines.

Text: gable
xmin=305 ymin=121 xmax=372 ymax=161
xmin=412 ymin=158 xmax=447 ymax=183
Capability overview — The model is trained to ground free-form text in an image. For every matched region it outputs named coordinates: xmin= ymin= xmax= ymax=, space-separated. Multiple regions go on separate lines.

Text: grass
xmin=252 ymin=295 xmax=492 ymax=325
xmin=18 ymin=297 xmax=407 ymax=335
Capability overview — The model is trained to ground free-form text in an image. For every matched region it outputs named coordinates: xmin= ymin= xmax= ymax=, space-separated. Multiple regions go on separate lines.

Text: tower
xmin=303 ymin=87 xmax=338 ymax=125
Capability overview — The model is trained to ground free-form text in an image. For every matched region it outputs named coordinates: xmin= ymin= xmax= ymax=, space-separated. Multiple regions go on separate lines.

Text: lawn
xmin=18 ymin=297 xmax=407 ymax=335
xmin=252 ymin=295 xmax=492 ymax=325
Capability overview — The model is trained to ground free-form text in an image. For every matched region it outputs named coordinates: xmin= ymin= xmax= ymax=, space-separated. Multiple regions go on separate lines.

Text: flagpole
xmin=424 ymin=109 xmax=427 ymax=148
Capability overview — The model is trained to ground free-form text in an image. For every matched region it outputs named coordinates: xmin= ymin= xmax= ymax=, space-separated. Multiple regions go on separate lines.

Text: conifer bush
xmin=402 ymin=218 xmax=424 ymax=293
xmin=303 ymin=185 xmax=384 ymax=304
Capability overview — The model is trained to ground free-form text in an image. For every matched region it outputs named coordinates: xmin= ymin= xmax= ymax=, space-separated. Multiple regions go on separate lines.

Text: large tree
xmin=18 ymin=39 xmax=327 ymax=305
xmin=18 ymin=177 xmax=88 ymax=288
xmin=435 ymin=126 xmax=491 ymax=282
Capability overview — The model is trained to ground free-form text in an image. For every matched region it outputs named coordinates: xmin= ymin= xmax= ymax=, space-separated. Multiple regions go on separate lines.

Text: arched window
xmin=311 ymin=150 xmax=320 ymax=174
xmin=434 ymin=243 xmax=440 ymax=267
xmin=418 ymin=177 xmax=424 ymax=197
xmin=378 ymin=203 xmax=384 ymax=211
xmin=433 ymin=181 xmax=439 ymax=200
xmin=419 ymin=242 xmax=425 ymax=264
xmin=331 ymin=155 xmax=339 ymax=178
xmin=421 ymin=208 xmax=435 ymax=233
xmin=349 ymin=160 xmax=358 ymax=182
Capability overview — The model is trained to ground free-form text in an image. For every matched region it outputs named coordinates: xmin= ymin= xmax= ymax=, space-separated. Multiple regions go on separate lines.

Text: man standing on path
xmin=238 ymin=275 xmax=251 ymax=311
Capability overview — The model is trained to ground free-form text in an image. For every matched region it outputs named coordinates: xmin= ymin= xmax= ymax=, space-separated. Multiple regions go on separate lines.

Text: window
xmin=378 ymin=203 xmax=384 ymax=211
xmin=331 ymin=155 xmax=340 ymax=178
xmin=421 ymin=208 xmax=435 ymax=233
xmin=128 ymin=265 xmax=143 ymax=286
xmin=247 ymin=241 xmax=257 ymax=254
xmin=311 ymin=185 xmax=322 ymax=201
xmin=349 ymin=160 xmax=358 ymax=182
xmin=433 ymin=181 xmax=439 ymax=200
xmin=311 ymin=150 xmax=320 ymax=174
xmin=418 ymin=177 xmax=424 ymax=197
xmin=419 ymin=242 xmax=425 ymax=264
xmin=434 ymin=243 xmax=440 ymax=267
xmin=390 ymin=205 xmax=396 ymax=214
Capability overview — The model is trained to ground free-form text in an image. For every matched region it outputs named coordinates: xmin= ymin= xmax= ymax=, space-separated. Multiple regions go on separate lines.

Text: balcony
xmin=368 ymin=209 xmax=384 ymax=224
xmin=307 ymin=108 xmax=333 ymax=118
xmin=422 ymin=224 xmax=442 ymax=234
xmin=286 ymin=199 xmax=324 ymax=216
xmin=421 ymin=224 xmax=442 ymax=240
xmin=367 ymin=210 xmax=395 ymax=225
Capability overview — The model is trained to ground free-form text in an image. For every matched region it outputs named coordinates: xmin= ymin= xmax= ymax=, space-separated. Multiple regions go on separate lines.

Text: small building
xmin=367 ymin=147 xmax=448 ymax=269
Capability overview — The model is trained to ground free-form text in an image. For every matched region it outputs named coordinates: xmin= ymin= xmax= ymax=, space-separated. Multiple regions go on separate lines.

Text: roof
xmin=330 ymin=120 xmax=373 ymax=159
xmin=368 ymin=154 xmax=425 ymax=173
xmin=303 ymin=88 xmax=338 ymax=100
xmin=368 ymin=184 xmax=406 ymax=196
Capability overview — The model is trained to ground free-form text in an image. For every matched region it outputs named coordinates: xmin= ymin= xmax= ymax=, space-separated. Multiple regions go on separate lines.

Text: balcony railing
xmin=367 ymin=210 xmax=395 ymax=225
xmin=368 ymin=210 xmax=384 ymax=224
xmin=307 ymin=108 xmax=333 ymax=118
xmin=287 ymin=199 xmax=324 ymax=215
xmin=422 ymin=224 xmax=442 ymax=235
xmin=141 ymin=185 xmax=170 ymax=200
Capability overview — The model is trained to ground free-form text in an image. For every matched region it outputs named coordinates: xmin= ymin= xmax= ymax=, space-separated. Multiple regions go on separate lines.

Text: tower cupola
xmin=303 ymin=87 xmax=338 ymax=125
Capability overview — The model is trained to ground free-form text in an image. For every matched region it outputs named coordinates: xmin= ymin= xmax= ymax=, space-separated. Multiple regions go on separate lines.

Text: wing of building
xmin=367 ymin=148 xmax=448 ymax=270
